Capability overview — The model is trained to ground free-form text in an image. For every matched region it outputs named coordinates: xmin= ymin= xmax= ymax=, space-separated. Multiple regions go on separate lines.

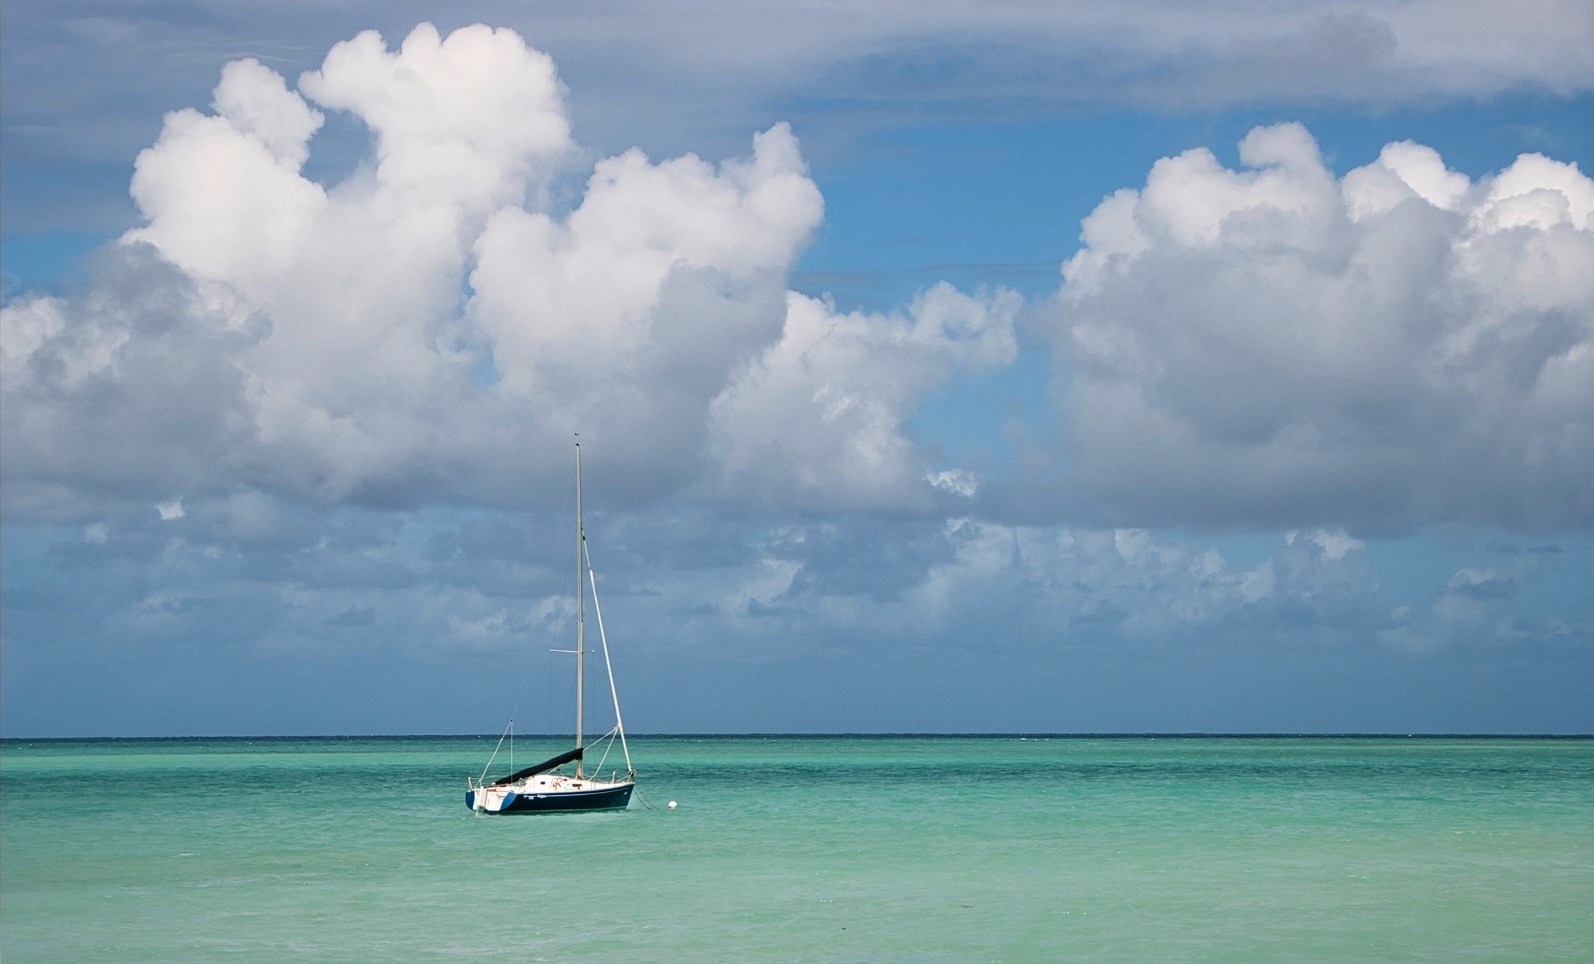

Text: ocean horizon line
xmin=4 ymin=731 xmax=1590 ymax=743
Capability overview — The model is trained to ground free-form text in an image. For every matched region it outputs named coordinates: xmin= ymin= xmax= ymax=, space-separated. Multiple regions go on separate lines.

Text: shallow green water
xmin=3 ymin=736 xmax=1590 ymax=961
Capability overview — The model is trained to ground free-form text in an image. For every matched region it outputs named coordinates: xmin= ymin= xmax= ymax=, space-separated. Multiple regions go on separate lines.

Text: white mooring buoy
xmin=668 ymin=800 xmax=678 ymax=809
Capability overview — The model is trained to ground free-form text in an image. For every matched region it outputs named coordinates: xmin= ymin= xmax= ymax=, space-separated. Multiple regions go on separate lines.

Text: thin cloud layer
xmin=0 ymin=23 xmax=1016 ymax=518
xmin=1052 ymin=123 xmax=1594 ymax=532
xmin=6 ymin=2 xmax=1592 ymax=239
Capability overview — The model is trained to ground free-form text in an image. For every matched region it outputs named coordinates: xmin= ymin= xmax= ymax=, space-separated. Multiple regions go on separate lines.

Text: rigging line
xmin=589 ymin=727 xmax=614 ymax=773
xmin=583 ymin=539 xmax=632 ymax=773
xmin=477 ymin=717 xmax=515 ymax=784
xmin=587 ymin=724 xmax=625 ymax=777
xmin=503 ymin=499 xmax=546 ymax=739
xmin=507 ymin=645 xmax=531 ymax=731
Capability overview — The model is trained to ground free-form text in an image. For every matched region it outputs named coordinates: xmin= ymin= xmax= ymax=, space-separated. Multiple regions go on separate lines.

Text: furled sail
xmin=488 ymin=746 xmax=584 ymax=786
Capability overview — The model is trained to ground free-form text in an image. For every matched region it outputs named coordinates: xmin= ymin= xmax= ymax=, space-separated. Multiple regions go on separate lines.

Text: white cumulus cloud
xmin=708 ymin=283 xmax=1019 ymax=510
xmin=1052 ymin=123 xmax=1594 ymax=531
xmin=0 ymin=23 xmax=1004 ymax=519
xmin=927 ymin=468 xmax=980 ymax=498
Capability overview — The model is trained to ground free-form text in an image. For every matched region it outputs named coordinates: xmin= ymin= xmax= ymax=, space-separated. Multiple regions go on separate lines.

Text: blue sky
xmin=3 ymin=1 xmax=1591 ymax=737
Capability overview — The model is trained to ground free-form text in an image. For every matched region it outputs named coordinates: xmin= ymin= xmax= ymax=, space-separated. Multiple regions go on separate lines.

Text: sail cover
xmin=488 ymin=746 xmax=584 ymax=786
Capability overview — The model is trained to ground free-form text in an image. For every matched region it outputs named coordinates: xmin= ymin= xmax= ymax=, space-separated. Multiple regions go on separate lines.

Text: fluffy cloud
xmin=0 ymin=245 xmax=263 ymax=517
xmin=467 ymin=122 xmax=825 ymax=482
xmin=1053 ymin=123 xmax=1594 ymax=531
xmin=0 ymin=23 xmax=1007 ymax=518
xmin=709 ymin=283 xmax=1019 ymax=510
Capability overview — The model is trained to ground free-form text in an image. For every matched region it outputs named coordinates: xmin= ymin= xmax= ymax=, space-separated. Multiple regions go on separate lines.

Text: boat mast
xmin=574 ymin=439 xmax=585 ymax=776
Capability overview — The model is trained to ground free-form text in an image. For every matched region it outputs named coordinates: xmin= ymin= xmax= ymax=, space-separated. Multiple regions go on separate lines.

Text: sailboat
xmin=466 ymin=442 xmax=637 ymax=814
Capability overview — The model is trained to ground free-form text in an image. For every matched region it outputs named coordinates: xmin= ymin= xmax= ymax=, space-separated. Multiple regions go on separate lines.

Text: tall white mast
xmin=574 ymin=439 xmax=585 ymax=776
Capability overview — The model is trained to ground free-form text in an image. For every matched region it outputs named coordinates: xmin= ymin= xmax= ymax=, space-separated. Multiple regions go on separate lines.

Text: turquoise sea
xmin=2 ymin=736 xmax=1590 ymax=962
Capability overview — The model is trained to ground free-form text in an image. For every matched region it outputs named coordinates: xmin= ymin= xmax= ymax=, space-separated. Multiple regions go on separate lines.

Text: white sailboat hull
xmin=468 ymin=773 xmax=635 ymax=813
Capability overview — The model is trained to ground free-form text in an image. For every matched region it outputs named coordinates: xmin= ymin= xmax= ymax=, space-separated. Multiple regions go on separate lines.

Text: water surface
xmin=3 ymin=736 xmax=1589 ymax=961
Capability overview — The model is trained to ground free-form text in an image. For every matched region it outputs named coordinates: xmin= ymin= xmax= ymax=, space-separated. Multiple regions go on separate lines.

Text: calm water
xmin=2 ymin=736 xmax=1590 ymax=962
